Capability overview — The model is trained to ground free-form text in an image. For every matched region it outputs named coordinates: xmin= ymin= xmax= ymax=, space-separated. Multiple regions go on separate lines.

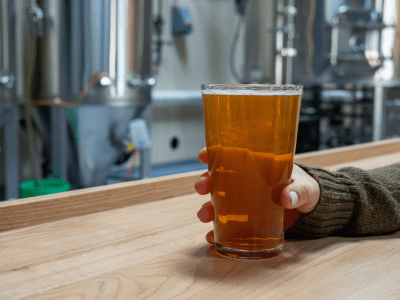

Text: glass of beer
xmin=201 ymin=84 xmax=302 ymax=260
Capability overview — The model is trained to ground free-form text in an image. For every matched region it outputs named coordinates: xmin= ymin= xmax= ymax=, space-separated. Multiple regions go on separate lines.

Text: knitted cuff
xmin=285 ymin=164 xmax=356 ymax=239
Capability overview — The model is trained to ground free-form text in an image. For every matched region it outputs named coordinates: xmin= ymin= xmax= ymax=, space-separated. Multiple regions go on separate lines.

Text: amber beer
xmin=201 ymin=84 xmax=302 ymax=259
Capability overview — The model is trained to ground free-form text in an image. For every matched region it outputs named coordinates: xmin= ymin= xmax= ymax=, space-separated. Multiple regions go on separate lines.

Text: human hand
xmin=194 ymin=147 xmax=320 ymax=244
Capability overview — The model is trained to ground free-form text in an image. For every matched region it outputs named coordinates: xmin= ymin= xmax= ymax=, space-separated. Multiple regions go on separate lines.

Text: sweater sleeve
xmin=285 ymin=163 xmax=400 ymax=239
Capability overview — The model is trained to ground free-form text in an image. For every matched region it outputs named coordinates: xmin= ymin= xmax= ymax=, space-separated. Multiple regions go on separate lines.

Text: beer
xmin=202 ymin=85 xmax=301 ymax=259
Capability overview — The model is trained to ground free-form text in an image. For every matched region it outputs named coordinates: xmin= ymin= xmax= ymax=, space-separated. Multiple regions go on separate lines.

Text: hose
xmin=230 ymin=16 xmax=247 ymax=84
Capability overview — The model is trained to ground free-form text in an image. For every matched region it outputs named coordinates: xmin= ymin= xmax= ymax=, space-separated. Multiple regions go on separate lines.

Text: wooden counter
xmin=1 ymin=139 xmax=400 ymax=300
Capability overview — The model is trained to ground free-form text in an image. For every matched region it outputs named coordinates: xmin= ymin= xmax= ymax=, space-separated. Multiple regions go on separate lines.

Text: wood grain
xmin=1 ymin=138 xmax=399 ymax=233
xmin=324 ymin=152 xmax=400 ymax=171
xmin=1 ymin=193 xmax=400 ymax=300
xmin=294 ymin=138 xmax=400 ymax=167
xmin=0 ymin=170 xmax=206 ymax=232
xmin=1 ymin=140 xmax=400 ymax=299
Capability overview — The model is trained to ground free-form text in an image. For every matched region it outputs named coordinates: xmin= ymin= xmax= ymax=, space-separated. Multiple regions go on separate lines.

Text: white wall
xmin=153 ymin=0 xmax=243 ymax=91
xmin=150 ymin=0 xmax=245 ymax=165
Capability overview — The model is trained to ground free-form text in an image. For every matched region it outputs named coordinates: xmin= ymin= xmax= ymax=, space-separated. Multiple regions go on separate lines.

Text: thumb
xmin=281 ymin=179 xmax=320 ymax=214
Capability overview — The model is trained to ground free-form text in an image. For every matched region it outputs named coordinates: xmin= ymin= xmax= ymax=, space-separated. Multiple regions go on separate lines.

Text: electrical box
xmin=172 ymin=5 xmax=192 ymax=35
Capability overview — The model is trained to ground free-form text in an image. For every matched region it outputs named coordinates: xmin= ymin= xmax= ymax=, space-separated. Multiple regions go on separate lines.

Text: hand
xmin=194 ymin=147 xmax=320 ymax=244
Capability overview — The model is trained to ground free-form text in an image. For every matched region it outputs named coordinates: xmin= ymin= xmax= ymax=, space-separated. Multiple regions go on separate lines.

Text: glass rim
xmin=201 ymin=84 xmax=303 ymax=95
xmin=201 ymin=84 xmax=302 ymax=90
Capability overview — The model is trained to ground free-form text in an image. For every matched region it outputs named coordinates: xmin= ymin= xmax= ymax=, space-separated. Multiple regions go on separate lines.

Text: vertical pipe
xmin=115 ymin=0 xmax=128 ymax=96
xmin=38 ymin=0 xmax=67 ymax=179
xmin=14 ymin=0 xmax=25 ymax=100
xmin=140 ymin=106 xmax=152 ymax=179
xmin=109 ymin=0 xmax=116 ymax=88
xmin=0 ymin=0 xmax=10 ymax=73
xmin=4 ymin=107 xmax=20 ymax=199
xmin=393 ymin=0 xmax=400 ymax=79
xmin=102 ymin=0 xmax=111 ymax=72
xmin=139 ymin=0 xmax=153 ymax=178
xmin=43 ymin=0 xmax=61 ymax=97
xmin=140 ymin=0 xmax=153 ymax=79
xmin=373 ymin=83 xmax=384 ymax=141
xmin=51 ymin=106 xmax=68 ymax=180
xmin=70 ymin=0 xmax=83 ymax=95
xmin=275 ymin=0 xmax=283 ymax=85
xmin=244 ymin=0 xmax=259 ymax=83
xmin=285 ymin=0 xmax=295 ymax=84
xmin=92 ymin=0 xmax=101 ymax=73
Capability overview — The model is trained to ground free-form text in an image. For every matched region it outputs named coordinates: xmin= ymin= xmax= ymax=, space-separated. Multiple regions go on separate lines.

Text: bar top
xmin=1 ymin=139 xmax=400 ymax=299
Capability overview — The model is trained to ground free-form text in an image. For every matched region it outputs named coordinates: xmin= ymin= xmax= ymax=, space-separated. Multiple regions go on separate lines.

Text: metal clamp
xmin=284 ymin=5 xmax=297 ymax=16
xmin=280 ymin=48 xmax=297 ymax=57
xmin=26 ymin=4 xmax=45 ymax=37
xmin=0 ymin=74 xmax=15 ymax=89
xmin=127 ymin=76 xmax=156 ymax=90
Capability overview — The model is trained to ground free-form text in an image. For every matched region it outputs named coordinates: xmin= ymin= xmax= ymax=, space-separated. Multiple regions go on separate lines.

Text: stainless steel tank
xmin=287 ymin=0 xmax=386 ymax=85
xmin=24 ymin=0 xmax=154 ymax=107
xmin=0 ymin=0 xmax=25 ymax=199
xmin=1 ymin=0 xmax=154 ymax=189
xmin=242 ymin=0 xmax=389 ymax=86
xmin=242 ymin=0 xmax=277 ymax=84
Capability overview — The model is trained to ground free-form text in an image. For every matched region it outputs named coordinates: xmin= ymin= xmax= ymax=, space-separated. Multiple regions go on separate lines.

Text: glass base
xmin=215 ymin=243 xmax=283 ymax=260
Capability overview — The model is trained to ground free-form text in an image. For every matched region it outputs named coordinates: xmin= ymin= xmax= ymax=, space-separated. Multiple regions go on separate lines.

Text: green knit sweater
xmin=285 ymin=163 xmax=400 ymax=239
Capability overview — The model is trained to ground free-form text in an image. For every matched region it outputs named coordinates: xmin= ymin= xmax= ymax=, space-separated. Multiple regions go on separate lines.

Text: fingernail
xmin=290 ymin=191 xmax=298 ymax=206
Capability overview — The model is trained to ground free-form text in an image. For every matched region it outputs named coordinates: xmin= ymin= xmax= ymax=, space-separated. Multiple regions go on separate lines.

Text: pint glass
xmin=201 ymin=84 xmax=302 ymax=259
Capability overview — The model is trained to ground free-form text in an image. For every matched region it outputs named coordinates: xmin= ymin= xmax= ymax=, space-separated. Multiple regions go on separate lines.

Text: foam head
xmin=201 ymin=84 xmax=302 ymax=96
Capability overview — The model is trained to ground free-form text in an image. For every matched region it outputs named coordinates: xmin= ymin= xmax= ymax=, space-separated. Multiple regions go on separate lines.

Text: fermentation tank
xmin=2 ymin=0 xmax=154 ymax=189
xmin=242 ymin=0 xmax=388 ymax=86
xmin=24 ymin=0 xmax=153 ymax=106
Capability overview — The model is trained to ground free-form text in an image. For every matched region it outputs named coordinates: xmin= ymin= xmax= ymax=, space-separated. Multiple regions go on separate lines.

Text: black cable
xmin=229 ymin=16 xmax=247 ymax=84
xmin=67 ymin=121 xmax=82 ymax=189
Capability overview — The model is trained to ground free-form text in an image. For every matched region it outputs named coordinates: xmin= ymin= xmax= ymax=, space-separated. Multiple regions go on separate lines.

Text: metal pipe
xmin=22 ymin=0 xmax=153 ymax=106
xmin=140 ymin=0 xmax=153 ymax=80
xmin=243 ymin=0 xmax=277 ymax=83
xmin=1 ymin=0 xmax=10 ymax=74
xmin=285 ymin=0 xmax=295 ymax=84
xmin=152 ymin=90 xmax=202 ymax=103
xmin=115 ymin=0 xmax=128 ymax=96
xmin=4 ymin=107 xmax=20 ymax=199
xmin=14 ymin=0 xmax=25 ymax=100
xmin=373 ymin=83 xmax=384 ymax=141
xmin=44 ymin=0 xmax=61 ymax=98
xmin=51 ymin=106 xmax=68 ymax=180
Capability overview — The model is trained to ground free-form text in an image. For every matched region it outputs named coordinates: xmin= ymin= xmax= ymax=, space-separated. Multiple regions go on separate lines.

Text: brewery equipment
xmin=239 ymin=0 xmax=396 ymax=149
xmin=1 ymin=0 xmax=154 ymax=193
xmin=1 ymin=0 xmax=399 ymax=198
xmin=240 ymin=0 xmax=388 ymax=85
xmin=23 ymin=0 xmax=154 ymax=187
xmin=1 ymin=0 xmax=15 ymax=107
xmin=24 ymin=0 xmax=153 ymax=106
xmin=0 ymin=0 xmax=23 ymax=199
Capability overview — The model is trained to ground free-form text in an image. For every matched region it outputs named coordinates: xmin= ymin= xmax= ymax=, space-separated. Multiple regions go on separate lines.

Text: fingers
xmin=205 ymin=230 xmax=215 ymax=244
xmin=281 ymin=165 xmax=320 ymax=214
xmin=195 ymin=172 xmax=210 ymax=195
xmin=198 ymin=147 xmax=208 ymax=164
xmin=196 ymin=149 xmax=213 ymax=244
xmin=195 ymin=148 xmax=209 ymax=195
xmin=284 ymin=208 xmax=300 ymax=231
xmin=281 ymin=184 xmax=319 ymax=214
xmin=197 ymin=201 xmax=213 ymax=223
xmin=197 ymin=202 xmax=214 ymax=244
